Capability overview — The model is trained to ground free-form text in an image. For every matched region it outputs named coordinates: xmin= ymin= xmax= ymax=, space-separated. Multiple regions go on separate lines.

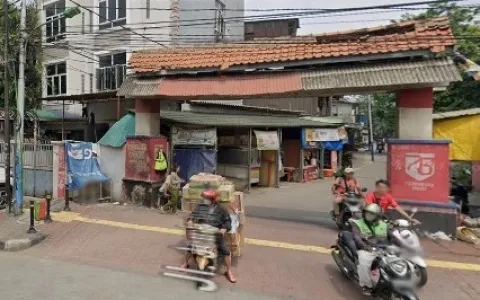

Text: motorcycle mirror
xmin=361 ymin=188 xmax=367 ymax=192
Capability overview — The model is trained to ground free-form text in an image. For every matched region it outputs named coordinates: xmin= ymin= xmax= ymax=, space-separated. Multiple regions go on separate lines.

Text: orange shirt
xmin=365 ymin=192 xmax=398 ymax=211
xmin=334 ymin=177 xmax=360 ymax=194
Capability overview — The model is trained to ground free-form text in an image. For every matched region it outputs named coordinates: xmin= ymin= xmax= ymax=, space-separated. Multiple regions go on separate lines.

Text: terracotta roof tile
xmin=130 ymin=17 xmax=456 ymax=73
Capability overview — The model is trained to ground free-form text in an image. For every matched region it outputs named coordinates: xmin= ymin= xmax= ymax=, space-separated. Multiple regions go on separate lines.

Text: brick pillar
xmin=135 ymin=99 xmax=160 ymax=136
xmin=396 ymin=88 xmax=434 ymax=139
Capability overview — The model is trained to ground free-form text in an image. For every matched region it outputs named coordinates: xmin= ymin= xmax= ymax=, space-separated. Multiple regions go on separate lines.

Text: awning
xmin=118 ymin=73 xmax=302 ymax=99
xmin=118 ymin=58 xmax=461 ymax=99
xmin=159 ymin=111 xmax=338 ymax=128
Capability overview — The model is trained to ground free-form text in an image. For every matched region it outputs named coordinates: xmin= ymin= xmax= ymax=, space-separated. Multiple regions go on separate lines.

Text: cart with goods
xmin=162 ymin=173 xmax=246 ymax=291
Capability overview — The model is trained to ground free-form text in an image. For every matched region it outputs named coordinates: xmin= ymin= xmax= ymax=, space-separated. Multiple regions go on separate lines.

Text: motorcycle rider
xmin=364 ymin=179 xmax=421 ymax=225
xmin=181 ymin=189 xmax=237 ymax=283
xmin=331 ymin=167 xmax=363 ymax=222
xmin=351 ymin=203 xmax=389 ymax=295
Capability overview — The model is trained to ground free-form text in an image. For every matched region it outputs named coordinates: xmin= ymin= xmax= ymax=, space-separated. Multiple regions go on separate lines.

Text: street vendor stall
xmin=170 ymin=126 xmax=217 ymax=181
xmin=302 ymin=128 xmax=343 ymax=178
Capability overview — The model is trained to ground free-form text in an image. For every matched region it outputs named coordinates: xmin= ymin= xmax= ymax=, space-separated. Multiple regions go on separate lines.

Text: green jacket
xmin=352 ymin=218 xmax=388 ymax=239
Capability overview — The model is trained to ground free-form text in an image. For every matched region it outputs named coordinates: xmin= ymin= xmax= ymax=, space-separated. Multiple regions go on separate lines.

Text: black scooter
xmin=331 ymin=232 xmax=419 ymax=300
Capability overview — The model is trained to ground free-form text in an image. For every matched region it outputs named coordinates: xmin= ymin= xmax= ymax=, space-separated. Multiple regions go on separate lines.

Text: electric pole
xmin=15 ymin=0 xmax=26 ymax=213
xmin=367 ymin=95 xmax=375 ymax=162
xmin=3 ymin=0 xmax=11 ymax=213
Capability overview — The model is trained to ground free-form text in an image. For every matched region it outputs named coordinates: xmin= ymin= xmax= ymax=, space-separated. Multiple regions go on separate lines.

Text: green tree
xmin=0 ymin=1 xmax=43 ymax=113
xmin=358 ymin=93 xmax=397 ymax=139
xmin=401 ymin=1 xmax=480 ymax=112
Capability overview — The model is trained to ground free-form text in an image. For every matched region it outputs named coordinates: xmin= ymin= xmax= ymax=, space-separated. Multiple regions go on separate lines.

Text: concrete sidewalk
xmin=0 ymin=211 xmax=47 ymax=251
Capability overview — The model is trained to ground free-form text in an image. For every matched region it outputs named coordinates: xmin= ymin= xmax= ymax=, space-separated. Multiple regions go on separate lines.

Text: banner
xmin=304 ymin=128 xmax=339 ymax=142
xmin=171 ymin=126 xmax=216 ymax=146
xmin=254 ymin=131 xmax=280 ymax=150
xmin=66 ymin=142 xmax=109 ymax=190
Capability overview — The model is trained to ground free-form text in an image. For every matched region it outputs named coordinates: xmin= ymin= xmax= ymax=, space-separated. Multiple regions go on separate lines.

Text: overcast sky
xmin=245 ymin=0 xmax=479 ymax=34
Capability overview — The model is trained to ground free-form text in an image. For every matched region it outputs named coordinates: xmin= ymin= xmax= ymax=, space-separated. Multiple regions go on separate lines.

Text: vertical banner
xmin=57 ymin=144 xmax=66 ymax=199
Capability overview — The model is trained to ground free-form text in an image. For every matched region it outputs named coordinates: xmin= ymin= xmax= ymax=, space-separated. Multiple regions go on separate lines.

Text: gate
xmin=0 ymin=142 xmax=53 ymax=197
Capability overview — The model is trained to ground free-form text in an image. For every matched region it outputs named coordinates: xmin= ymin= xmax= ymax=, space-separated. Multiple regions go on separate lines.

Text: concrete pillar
xmin=135 ymin=99 xmax=160 ymax=136
xmin=396 ymin=88 xmax=434 ymax=139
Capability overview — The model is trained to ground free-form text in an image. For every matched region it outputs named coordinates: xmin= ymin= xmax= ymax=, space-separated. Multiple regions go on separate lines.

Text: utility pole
xmin=367 ymin=95 xmax=375 ymax=162
xmin=3 ymin=0 xmax=12 ymax=213
xmin=15 ymin=0 xmax=26 ymax=213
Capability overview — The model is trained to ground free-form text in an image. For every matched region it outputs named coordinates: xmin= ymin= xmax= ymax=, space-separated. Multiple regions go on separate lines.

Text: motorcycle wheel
xmin=414 ymin=266 xmax=428 ymax=288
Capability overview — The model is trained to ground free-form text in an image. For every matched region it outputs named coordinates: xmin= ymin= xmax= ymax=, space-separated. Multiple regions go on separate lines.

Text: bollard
xmin=45 ymin=192 xmax=53 ymax=223
xmin=27 ymin=200 xmax=37 ymax=234
xmin=64 ymin=184 xmax=71 ymax=212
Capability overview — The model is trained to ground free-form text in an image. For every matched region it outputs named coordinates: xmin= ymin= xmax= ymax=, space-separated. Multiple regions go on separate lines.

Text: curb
xmin=0 ymin=232 xmax=48 ymax=252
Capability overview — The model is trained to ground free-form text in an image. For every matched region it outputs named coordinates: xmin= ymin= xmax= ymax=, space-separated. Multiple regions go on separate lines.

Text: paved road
xmin=12 ymin=203 xmax=480 ymax=300
xmin=0 ymin=252 xmax=281 ymax=300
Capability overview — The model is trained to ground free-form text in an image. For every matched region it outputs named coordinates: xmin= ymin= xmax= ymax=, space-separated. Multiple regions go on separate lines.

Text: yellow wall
xmin=433 ymin=114 xmax=480 ymax=161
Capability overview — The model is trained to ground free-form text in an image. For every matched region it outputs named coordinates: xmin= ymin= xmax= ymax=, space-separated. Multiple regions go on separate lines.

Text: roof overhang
xmin=118 ymin=58 xmax=462 ymax=100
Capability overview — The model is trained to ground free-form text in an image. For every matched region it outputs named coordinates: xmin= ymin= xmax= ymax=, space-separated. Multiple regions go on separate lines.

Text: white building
xmin=39 ymin=0 xmax=245 ymax=115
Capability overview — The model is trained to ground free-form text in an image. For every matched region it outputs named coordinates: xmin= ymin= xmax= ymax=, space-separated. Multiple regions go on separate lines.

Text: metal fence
xmin=0 ymin=142 xmax=54 ymax=197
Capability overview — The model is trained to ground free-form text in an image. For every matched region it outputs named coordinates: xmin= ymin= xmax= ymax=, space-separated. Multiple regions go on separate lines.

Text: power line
xmin=69 ymin=0 xmax=167 ymax=48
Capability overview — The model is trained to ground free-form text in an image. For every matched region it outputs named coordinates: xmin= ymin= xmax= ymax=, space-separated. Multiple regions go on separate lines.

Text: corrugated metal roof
xmin=160 ymin=111 xmax=338 ymax=128
xmin=433 ymin=108 xmax=480 ymax=120
xmin=189 ymin=101 xmax=306 ymax=115
xmin=117 ymin=77 xmax=162 ymax=97
xmin=301 ymin=58 xmax=461 ymax=91
xmin=98 ymin=113 xmax=136 ymax=148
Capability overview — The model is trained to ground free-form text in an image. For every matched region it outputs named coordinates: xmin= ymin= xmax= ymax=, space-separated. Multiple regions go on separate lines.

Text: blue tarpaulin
xmin=322 ymin=141 xmax=344 ymax=151
xmin=66 ymin=142 xmax=109 ymax=190
xmin=173 ymin=149 xmax=216 ymax=181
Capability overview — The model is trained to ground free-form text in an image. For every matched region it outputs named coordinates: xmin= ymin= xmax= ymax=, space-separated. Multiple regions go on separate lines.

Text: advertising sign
xmin=66 ymin=142 xmax=109 ymax=190
xmin=304 ymin=128 xmax=339 ymax=142
xmin=254 ymin=131 xmax=280 ymax=150
xmin=171 ymin=126 xmax=216 ymax=146
xmin=388 ymin=141 xmax=450 ymax=203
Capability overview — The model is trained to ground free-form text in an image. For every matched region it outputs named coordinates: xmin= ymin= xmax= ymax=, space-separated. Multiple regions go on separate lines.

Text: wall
xmin=98 ymin=145 xmax=125 ymax=202
xmin=178 ymin=0 xmax=244 ymax=43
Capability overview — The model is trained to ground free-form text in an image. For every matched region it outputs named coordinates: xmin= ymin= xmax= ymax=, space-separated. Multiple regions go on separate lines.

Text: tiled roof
xmin=159 ymin=111 xmax=338 ymax=128
xmin=118 ymin=58 xmax=460 ymax=99
xmin=130 ymin=17 xmax=456 ymax=73
xmin=433 ymin=108 xmax=480 ymax=120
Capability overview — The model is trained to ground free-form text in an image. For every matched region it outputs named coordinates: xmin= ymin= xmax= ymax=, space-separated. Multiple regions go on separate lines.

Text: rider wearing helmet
xmin=351 ymin=203 xmax=389 ymax=295
xmin=182 ymin=189 xmax=237 ymax=283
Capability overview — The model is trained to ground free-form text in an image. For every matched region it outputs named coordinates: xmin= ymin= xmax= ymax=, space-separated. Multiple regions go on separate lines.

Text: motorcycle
xmin=163 ymin=223 xmax=219 ymax=292
xmin=387 ymin=209 xmax=428 ymax=288
xmin=377 ymin=141 xmax=385 ymax=154
xmin=332 ymin=189 xmax=366 ymax=230
xmin=450 ymin=175 xmax=471 ymax=216
xmin=331 ymin=237 xmax=419 ymax=300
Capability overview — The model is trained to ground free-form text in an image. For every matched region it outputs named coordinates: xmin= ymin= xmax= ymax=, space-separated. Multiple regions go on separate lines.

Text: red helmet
xmin=201 ymin=189 xmax=218 ymax=201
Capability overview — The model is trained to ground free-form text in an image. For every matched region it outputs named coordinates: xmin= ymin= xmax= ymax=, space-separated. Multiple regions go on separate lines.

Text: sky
xmin=244 ymin=0 xmax=479 ymax=35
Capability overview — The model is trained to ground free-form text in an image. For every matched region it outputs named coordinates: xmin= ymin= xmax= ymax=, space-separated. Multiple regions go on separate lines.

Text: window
xmin=99 ymin=0 xmax=127 ymax=30
xmin=97 ymin=52 xmax=127 ymax=90
xmin=45 ymin=0 xmax=66 ymax=42
xmin=214 ymin=0 xmax=225 ymax=41
xmin=46 ymin=62 xmax=67 ymax=96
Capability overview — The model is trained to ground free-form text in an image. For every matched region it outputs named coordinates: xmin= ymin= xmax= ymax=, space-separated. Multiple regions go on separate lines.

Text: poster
xmin=254 ymin=131 xmax=280 ymax=150
xmin=388 ymin=142 xmax=450 ymax=202
xmin=57 ymin=145 xmax=66 ymax=199
xmin=304 ymin=128 xmax=339 ymax=142
xmin=66 ymin=142 xmax=109 ymax=190
xmin=171 ymin=126 xmax=216 ymax=146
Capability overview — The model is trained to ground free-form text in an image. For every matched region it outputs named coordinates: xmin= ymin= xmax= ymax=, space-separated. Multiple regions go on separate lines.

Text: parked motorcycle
xmin=331 ymin=237 xmax=419 ymax=300
xmin=377 ymin=140 xmax=385 ymax=154
xmin=450 ymin=174 xmax=472 ymax=215
xmin=387 ymin=209 xmax=428 ymax=288
xmin=332 ymin=189 xmax=366 ymax=230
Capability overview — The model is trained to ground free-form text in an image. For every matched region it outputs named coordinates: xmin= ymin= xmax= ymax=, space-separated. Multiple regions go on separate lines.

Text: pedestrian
xmin=159 ymin=164 xmax=183 ymax=214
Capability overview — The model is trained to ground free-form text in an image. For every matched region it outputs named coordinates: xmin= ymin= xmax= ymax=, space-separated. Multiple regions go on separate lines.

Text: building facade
xmin=244 ymin=18 xmax=299 ymax=40
xmin=39 ymin=0 xmax=245 ymax=115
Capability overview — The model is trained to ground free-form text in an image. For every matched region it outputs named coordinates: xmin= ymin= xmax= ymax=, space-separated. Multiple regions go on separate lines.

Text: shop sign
xmin=304 ymin=128 xmax=339 ymax=142
xmin=172 ymin=127 xmax=217 ymax=146
xmin=254 ymin=130 xmax=280 ymax=150
xmin=388 ymin=142 xmax=450 ymax=203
